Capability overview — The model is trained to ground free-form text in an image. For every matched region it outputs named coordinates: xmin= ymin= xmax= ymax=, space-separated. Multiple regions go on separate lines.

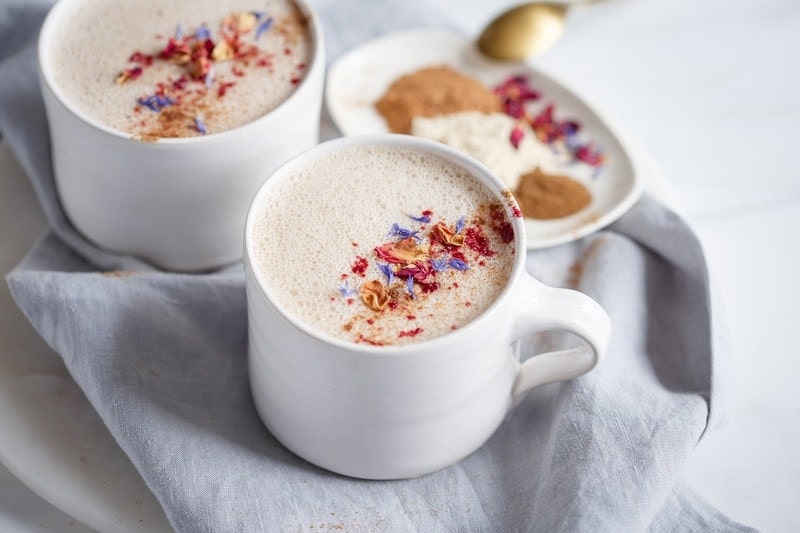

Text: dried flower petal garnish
xmin=194 ymin=116 xmax=207 ymax=134
xmin=224 ymin=12 xmax=259 ymax=33
xmin=408 ymin=210 xmax=432 ymax=223
xmin=494 ymin=75 xmax=607 ymax=169
xmin=337 ymin=280 xmax=357 ymax=298
xmin=575 ymin=143 xmax=606 ymax=166
xmin=255 ymin=17 xmax=274 ymax=40
xmin=405 ymin=276 xmax=415 ymax=299
xmin=397 ymin=261 xmax=435 ymax=285
xmin=129 ymin=52 xmax=154 ymax=66
xmin=432 ymin=221 xmax=465 ymax=247
xmin=137 ymin=94 xmax=175 ymax=112
xmin=510 ymin=124 xmax=525 ymax=149
xmin=161 ymin=38 xmax=192 ymax=64
xmin=204 ymin=67 xmax=215 ymax=88
xmin=115 ymin=10 xmax=304 ymax=137
xmin=374 ymin=237 xmax=429 ymax=264
xmin=431 ymin=256 xmax=448 ymax=272
xmin=211 ymin=39 xmax=236 ymax=61
xmin=334 ymin=203 xmax=513 ymax=345
xmin=387 ymin=223 xmax=421 ymax=241
xmin=195 ymin=24 xmax=211 ymax=40
xmin=377 ymin=263 xmax=395 ymax=285
xmin=116 ymin=67 xmax=143 ymax=85
xmin=399 ymin=327 xmax=423 ymax=338
xmin=351 ymin=255 xmax=368 ymax=277
xmin=495 ymin=74 xmax=540 ymax=119
xmin=448 ymin=258 xmax=469 ymax=271
xmin=464 ymin=226 xmax=494 ymax=257
xmin=455 ymin=216 xmax=466 ymax=234
xmin=360 ymin=280 xmax=390 ymax=311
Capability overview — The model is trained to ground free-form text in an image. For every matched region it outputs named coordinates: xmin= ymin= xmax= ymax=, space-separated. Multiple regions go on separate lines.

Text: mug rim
xmin=36 ymin=0 xmax=324 ymax=145
xmin=244 ymin=133 xmax=528 ymax=356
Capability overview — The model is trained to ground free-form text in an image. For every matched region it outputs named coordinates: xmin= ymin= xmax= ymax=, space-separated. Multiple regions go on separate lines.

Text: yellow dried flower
xmin=360 ymin=280 xmax=390 ymax=311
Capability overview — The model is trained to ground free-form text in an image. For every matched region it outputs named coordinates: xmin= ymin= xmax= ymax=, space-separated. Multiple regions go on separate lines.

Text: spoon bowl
xmin=477 ymin=2 xmax=569 ymax=60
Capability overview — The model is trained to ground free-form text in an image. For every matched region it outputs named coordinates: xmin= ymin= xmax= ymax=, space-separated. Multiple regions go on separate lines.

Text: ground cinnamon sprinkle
xmin=145 ymin=106 xmax=207 ymax=139
xmin=375 ymin=66 xmax=502 ymax=133
xmin=514 ymin=166 xmax=591 ymax=219
xmin=275 ymin=3 xmax=309 ymax=45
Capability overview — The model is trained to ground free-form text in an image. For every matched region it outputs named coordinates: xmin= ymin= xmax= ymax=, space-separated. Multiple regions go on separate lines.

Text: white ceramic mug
xmin=244 ymin=135 xmax=611 ymax=480
xmin=37 ymin=0 xmax=325 ymax=271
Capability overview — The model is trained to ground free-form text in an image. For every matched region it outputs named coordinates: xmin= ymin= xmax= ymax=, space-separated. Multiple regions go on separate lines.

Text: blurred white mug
xmin=37 ymin=0 xmax=325 ymax=271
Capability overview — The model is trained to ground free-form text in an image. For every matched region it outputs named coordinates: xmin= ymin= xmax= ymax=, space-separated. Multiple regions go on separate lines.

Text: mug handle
xmin=510 ymin=275 xmax=611 ymax=405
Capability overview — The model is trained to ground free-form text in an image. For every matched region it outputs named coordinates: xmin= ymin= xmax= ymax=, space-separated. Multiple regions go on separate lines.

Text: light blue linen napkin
xmin=1 ymin=0 xmax=754 ymax=531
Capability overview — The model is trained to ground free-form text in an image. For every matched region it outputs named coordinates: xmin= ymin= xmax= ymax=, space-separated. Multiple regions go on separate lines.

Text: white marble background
xmin=2 ymin=0 xmax=798 ymax=530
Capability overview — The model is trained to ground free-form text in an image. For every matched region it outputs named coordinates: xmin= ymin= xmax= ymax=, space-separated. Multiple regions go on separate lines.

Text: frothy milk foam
xmin=46 ymin=0 xmax=312 ymax=138
xmin=251 ymin=144 xmax=517 ymax=346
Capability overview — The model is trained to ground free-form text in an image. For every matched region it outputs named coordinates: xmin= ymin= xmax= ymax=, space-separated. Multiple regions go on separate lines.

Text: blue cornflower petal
xmin=431 ymin=256 xmax=448 ymax=272
xmin=408 ymin=212 xmax=432 ymax=223
xmin=205 ymin=67 xmax=215 ymax=88
xmin=448 ymin=258 xmax=469 ymax=271
xmin=255 ymin=17 xmax=274 ymax=40
xmin=156 ymin=95 xmax=175 ymax=108
xmin=377 ymin=263 xmax=395 ymax=285
xmin=388 ymin=223 xmax=420 ymax=241
xmin=194 ymin=116 xmax=207 ymax=135
xmin=252 ymin=10 xmax=266 ymax=20
xmin=136 ymin=94 xmax=174 ymax=112
xmin=337 ymin=280 xmax=357 ymax=298
xmin=175 ymin=23 xmax=185 ymax=40
xmin=564 ymin=132 xmax=583 ymax=151
xmin=195 ymin=24 xmax=211 ymax=40
xmin=406 ymin=276 xmax=415 ymax=299
xmin=136 ymin=96 xmax=156 ymax=111
xmin=455 ymin=216 xmax=466 ymax=234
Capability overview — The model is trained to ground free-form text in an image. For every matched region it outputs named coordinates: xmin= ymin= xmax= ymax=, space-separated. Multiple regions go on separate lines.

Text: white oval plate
xmin=326 ymin=29 xmax=642 ymax=249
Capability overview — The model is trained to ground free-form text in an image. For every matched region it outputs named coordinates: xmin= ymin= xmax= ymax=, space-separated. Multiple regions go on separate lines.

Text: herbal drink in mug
xmin=245 ymin=135 xmax=611 ymax=479
xmin=250 ymin=141 xmax=517 ymax=345
xmin=48 ymin=0 xmax=312 ymax=138
xmin=38 ymin=0 xmax=324 ymax=270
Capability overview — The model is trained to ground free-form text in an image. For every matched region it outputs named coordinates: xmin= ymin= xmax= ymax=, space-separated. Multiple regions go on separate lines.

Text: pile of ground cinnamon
xmin=375 ymin=66 xmax=501 ymax=133
xmin=514 ymin=166 xmax=591 ymax=219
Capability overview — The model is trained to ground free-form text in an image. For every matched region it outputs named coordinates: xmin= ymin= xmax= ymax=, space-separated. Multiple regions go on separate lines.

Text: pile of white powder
xmin=411 ymin=111 xmax=565 ymax=190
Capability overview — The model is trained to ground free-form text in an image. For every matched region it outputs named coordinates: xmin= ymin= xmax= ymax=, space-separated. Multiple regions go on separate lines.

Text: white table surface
xmin=2 ymin=0 xmax=799 ymax=530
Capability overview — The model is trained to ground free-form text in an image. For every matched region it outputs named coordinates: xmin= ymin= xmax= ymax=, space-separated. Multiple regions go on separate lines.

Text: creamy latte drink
xmin=45 ymin=0 xmax=312 ymax=138
xmin=250 ymin=144 xmax=519 ymax=346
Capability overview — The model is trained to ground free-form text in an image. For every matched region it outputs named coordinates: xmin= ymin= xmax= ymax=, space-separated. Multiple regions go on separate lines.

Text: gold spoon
xmin=477 ymin=0 xmax=606 ymax=60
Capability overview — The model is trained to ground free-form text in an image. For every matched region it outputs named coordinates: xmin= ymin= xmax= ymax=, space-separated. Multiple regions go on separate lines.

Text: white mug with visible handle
xmin=245 ymin=135 xmax=611 ymax=480
xmin=37 ymin=0 xmax=325 ymax=271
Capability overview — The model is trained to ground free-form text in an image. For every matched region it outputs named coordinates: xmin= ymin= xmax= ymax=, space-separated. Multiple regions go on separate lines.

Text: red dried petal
xmin=431 ymin=222 xmax=465 ymax=247
xmin=575 ymin=144 xmax=607 ymax=166
xmin=374 ymin=238 xmax=429 ymax=264
xmin=397 ymin=261 xmax=435 ymax=285
xmin=129 ymin=51 xmax=153 ymax=66
xmin=510 ymin=125 xmax=525 ymax=149
xmin=115 ymin=66 xmax=143 ymax=84
xmin=398 ymin=327 xmax=423 ymax=338
xmin=351 ymin=256 xmax=368 ymax=277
